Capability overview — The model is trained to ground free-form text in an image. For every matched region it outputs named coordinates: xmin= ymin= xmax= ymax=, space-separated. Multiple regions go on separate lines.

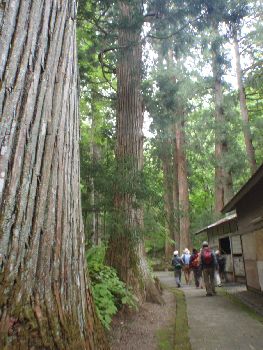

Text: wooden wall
xmin=235 ymin=178 xmax=263 ymax=292
xmin=242 ymin=229 xmax=263 ymax=292
xmin=237 ymin=178 xmax=263 ymax=235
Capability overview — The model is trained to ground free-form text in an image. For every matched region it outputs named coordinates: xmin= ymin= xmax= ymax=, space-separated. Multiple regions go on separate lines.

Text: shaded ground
xmin=223 ymin=283 xmax=263 ymax=317
xmin=157 ymin=271 xmax=263 ymax=350
xmin=109 ymin=288 xmax=176 ymax=350
xmin=110 ymin=271 xmax=263 ymax=350
xmin=184 ymin=285 xmax=263 ymax=350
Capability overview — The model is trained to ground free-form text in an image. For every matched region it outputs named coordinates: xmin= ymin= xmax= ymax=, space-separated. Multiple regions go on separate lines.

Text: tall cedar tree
xmin=106 ymin=0 xmax=163 ymax=304
xmin=233 ymin=26 xmax=257 ymax=174
xmin=226 ymin=0 xmax=258 ymax=174
xmin=159 ymin=130 xmax=177 ymax=261
xmin=151 ymin=47 xmax=191 ymax=253
xmin=0 ymin=1 xmax=108 ymax=348
xmin=208 ymin=11 xmax=234 ymax=213
xmin=168 ymin=51 xmax=191 ymax=251
xmin=77 ymin=0 xmax=116 ymax=245
xmin=156 ymin=50 xmax=179 ymax=261
xmin=175 ymin=117 xmax=191 ymax=250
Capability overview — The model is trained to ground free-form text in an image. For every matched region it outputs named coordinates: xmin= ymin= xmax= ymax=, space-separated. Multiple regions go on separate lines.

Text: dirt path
xmin=109 ymin=287 xmax=176 ymax=350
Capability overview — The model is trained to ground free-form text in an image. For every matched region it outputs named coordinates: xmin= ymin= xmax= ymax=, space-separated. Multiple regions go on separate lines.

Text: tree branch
xmin=243 ymin=60 xmax=263 ymax=73
xmin=143 ymin=12 xmax=164 ymax=22
xmin=98 ymin=47 xmax=118 ymax=75
xmin=146 ymin=15 xmax=203 ymax=40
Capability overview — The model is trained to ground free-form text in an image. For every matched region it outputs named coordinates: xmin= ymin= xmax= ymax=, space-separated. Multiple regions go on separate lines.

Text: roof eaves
xmin=194 ymin=213 xmax=237 ymax=235
xmin=222 ymin=163 xmax=263 ymax=214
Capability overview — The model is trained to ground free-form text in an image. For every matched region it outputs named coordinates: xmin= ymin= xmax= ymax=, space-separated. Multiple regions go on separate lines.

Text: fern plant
xmin=87 ymin=245 xmax=137 ymax=329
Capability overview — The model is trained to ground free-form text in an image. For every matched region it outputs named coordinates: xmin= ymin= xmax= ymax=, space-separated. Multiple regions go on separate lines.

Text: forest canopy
xmin=77 ymin=0 xmax=263 ymax=257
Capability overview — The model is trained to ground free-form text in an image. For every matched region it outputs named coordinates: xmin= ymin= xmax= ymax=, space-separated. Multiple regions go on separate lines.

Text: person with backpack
xmin=181 ymin=248 xmax=191 ymax=285
xmin=172 ymin=250 xmax=184 ymax=288
xmin=200 ymin=241 xmax=218 ymax=296
xmin=189 ymin=248 xmax=201 ymax=288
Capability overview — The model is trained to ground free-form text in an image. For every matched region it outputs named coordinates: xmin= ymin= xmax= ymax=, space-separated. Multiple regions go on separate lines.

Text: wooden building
xmin=222 ymin=163 xmax=263 ymax=293
xmin=195 ymin=214 xmax=246 ymax=283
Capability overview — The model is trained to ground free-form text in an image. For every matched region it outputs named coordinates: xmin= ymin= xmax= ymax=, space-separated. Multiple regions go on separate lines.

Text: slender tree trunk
xmin=214 ymin=144 xmax=224 ymax=213
xmin=175 ymin=119 xmax=191 ymax=251
xmin=211 ymin=21 xmax=234 ymax=214
xmin=172 ymin=126 xmax=180 ymax=251
xmin=160 ymin=138 xmax=176 ymax=265
xmin=166 ymin=50 xmax=180 ymax=252
xmin=90 ymin=176 xmax=101 ymax=245
xmin=0 ymin=1 xmax=108 ymax=348
xmin=233 ymin=28 xmax=257 ymax=174
xmin=106 ymin=1 xmax=162 ymax=305
xmin=90 ymin=91 xmax=102 ymax=245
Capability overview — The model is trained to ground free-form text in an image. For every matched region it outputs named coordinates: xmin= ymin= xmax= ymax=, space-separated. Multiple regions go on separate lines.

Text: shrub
xmin=87 ymin=245 xmax=137 ymax=329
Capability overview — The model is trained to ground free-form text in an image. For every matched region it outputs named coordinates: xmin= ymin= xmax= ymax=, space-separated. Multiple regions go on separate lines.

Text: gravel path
xmin=157 ymin=271 xmax=263 ymax=350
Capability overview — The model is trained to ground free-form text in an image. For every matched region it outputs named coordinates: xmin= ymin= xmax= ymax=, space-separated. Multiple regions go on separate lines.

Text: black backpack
xmin=172 ymin=257 xmax=182 ymax=270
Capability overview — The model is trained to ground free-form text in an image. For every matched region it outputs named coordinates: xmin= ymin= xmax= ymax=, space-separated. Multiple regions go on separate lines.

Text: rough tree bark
xmin=211 ymin=21 xmax=234 ymax=214
xmin=166 ymin=50 xmax=180 ymax=254
xmin=0 ymin=1 xmax=108 ymax=348
xmin=175 ymin=119 xmax=191 ymax=251
xmin=233 ymin=27 xmax=257 ymax=174
xmin=106 ymin=0 xmax=163 ymax=305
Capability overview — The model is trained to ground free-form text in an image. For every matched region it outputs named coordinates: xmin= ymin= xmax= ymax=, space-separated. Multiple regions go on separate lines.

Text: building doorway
xmin=219 ymin=236 xmax=231 ymax=254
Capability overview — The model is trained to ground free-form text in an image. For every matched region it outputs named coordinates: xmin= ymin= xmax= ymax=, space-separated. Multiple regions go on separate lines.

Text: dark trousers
xmin=174 ymin=269 xmax=182 ymax=286
xmin=203 ymin=267 xmax=215 ymax=294
xmin=192 ymin=267 xmax=201 ymax=287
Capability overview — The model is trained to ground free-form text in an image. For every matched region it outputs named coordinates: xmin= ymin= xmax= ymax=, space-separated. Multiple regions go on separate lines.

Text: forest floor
xmin=109 ymin=284 xmax=176 ymax=350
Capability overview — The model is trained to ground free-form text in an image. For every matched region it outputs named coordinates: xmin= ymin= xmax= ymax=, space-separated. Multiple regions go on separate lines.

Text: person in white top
xmin=181 ymin=248 xmax=191 ymax=285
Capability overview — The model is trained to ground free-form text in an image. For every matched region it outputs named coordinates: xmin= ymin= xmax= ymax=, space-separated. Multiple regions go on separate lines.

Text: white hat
xmin=173 ymin=250 xmax=179 ymax=255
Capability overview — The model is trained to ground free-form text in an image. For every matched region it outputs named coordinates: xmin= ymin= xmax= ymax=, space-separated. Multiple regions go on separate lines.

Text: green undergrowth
xmin=86 ymin=245 xmax=137 ymax=329
xmin=219 ymin=288 xmax=263 ymax=324
xmin=156 ymin=286 xmax=191 ymax=350
xmin=156 ymin=324 xmax=175 ymax=350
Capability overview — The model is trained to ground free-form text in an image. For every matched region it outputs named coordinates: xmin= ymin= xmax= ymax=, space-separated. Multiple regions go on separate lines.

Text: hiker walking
xmin=200 ymin=241 xmax=218 ymax=296
xmin=198 ymin=248 xmax=205 ymax=289
xmin=189 ymin=248 xmax=201 ymax=288
xmin=172 ymin=250 xmax=184 ymax=288
xmin=181 ymin=248 xmax=191 ymax=285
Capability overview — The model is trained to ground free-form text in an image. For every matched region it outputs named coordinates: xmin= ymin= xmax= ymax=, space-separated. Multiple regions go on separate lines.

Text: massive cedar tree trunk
xmin=106 ymin=1 xmax=162 ymax=305
xmin=0 ymin=1 xmax=108 ymax=348
xmin=211 ymin=21 xmax=234 ymax=214
xmin=233 ymin=27 xmax=257 ymax=174
xmin=175 ymin=119 xmax=191 ymax=251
